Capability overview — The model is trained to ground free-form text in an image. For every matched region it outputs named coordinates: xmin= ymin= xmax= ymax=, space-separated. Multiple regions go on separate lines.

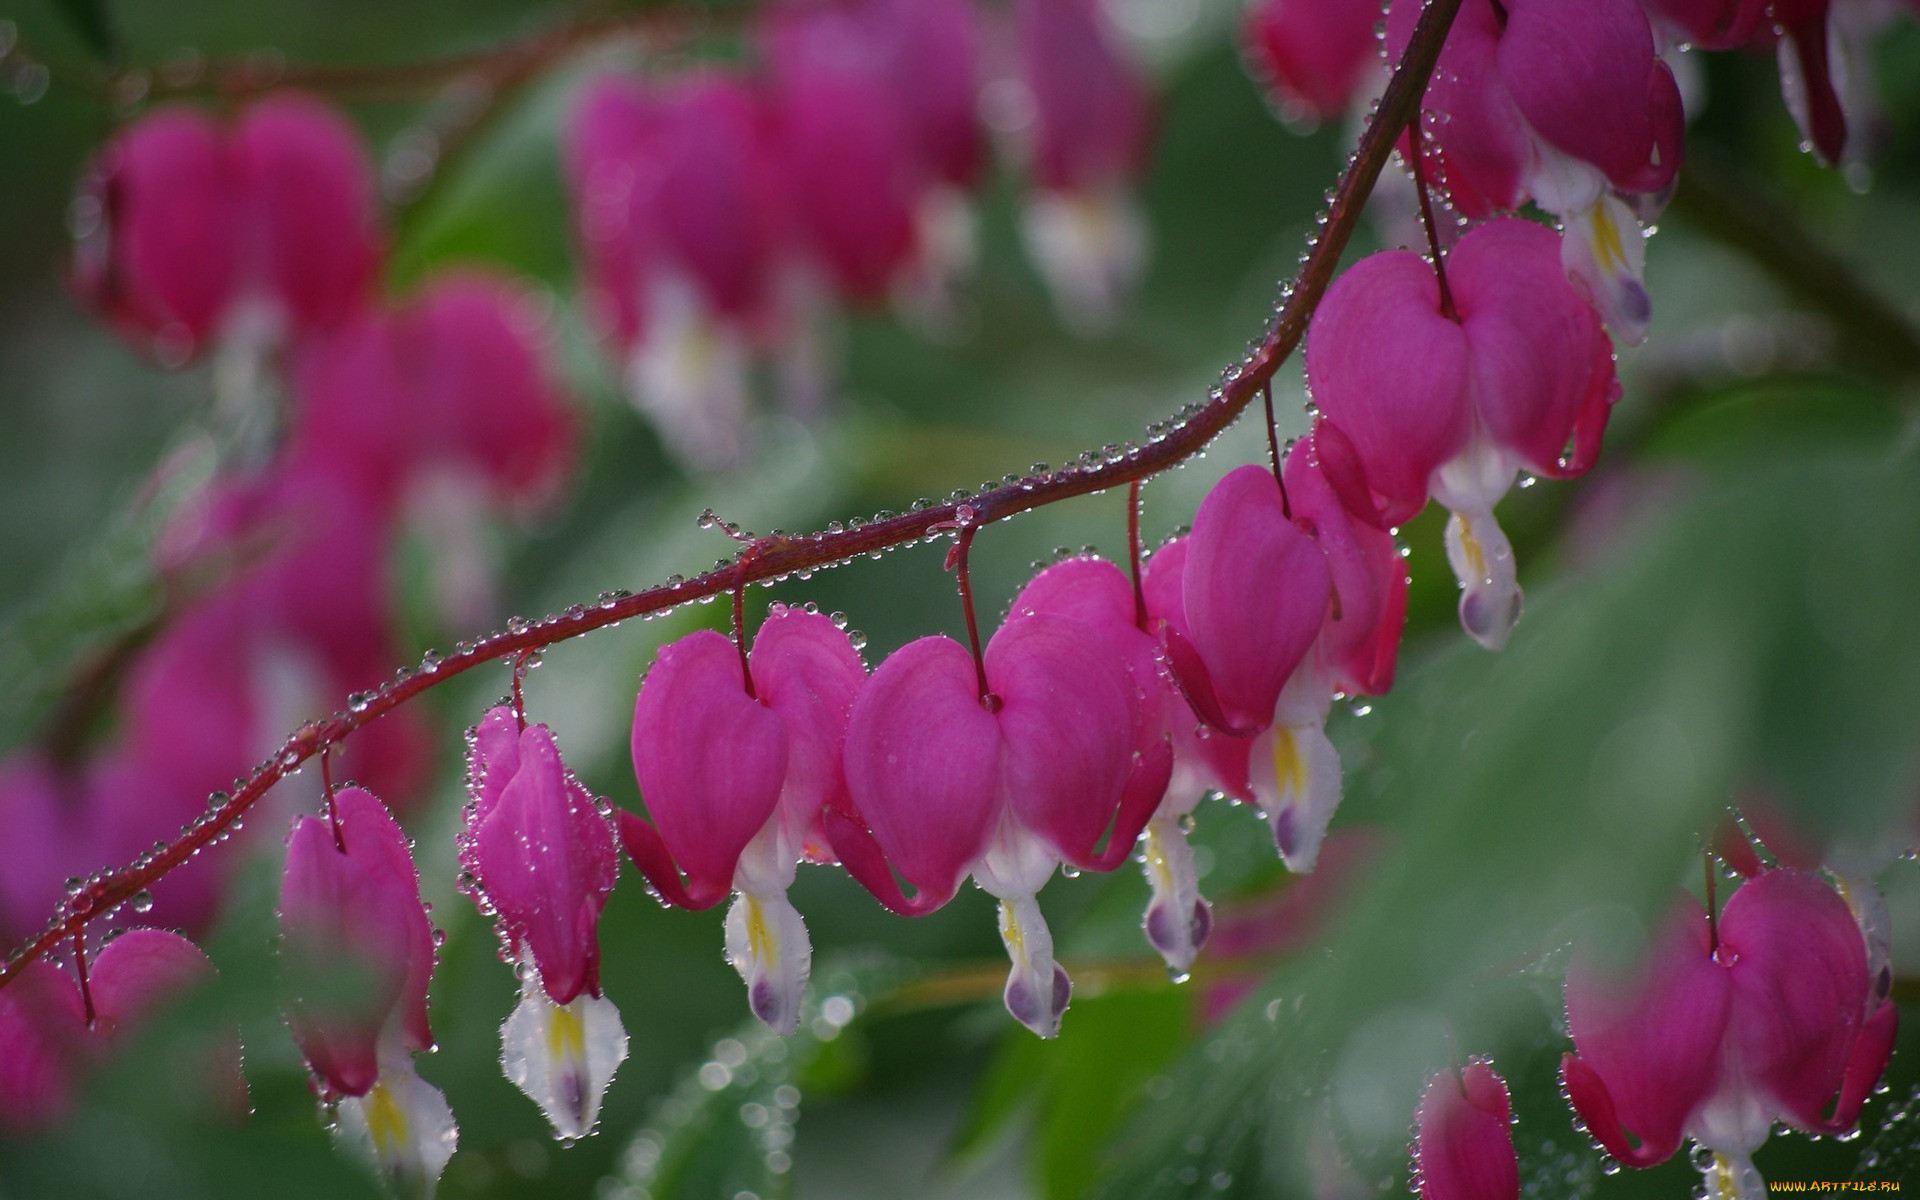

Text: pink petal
xmin=631 ymin=630 xmax=789 ymax=907
xmin=1092 ymin=731 xmax=1173 ymax=871
xmin=769 ymin=64 xmax=921 ymax=303
xmin=334 ymin=788 xmax=436 ymax=1056
xmin=749 ymin=606 xmax=869 ymax=861
xmin=78 ymin=107 xmax=240 ymax=352
xmin=471 ymin=723 xmax=617 ymax=1005
xmin=1285 ymin=429 xmax=1409 ymax=697
xmin=1243 ymin=0 xmax=1385 ymax=123
xmin=1779 ymin=13 xmax=1849 ymax=166
xmin=843 ymin=636 xmax=1001 ymax=906
xmin=616 ymin=810 xmax=710 ymax=910
xmin=1719 ymin=869 xmax=1869 ymax=1131
xmin=0 ymin=960 xmax=82 ymax=1132
xmin=819 ymin=806 xmax=952 ymax=917
xmin=1139 ymin=536 xmax=1191 ymax=635
xmin=1183 ymin=466 xmax=1332 ymax=731
xmin=1011 ymin=556 xmax=1137 ymax=630
xmin=1498 ymin=0 xmax=1682 ymax=195
xmin=232 ymin=94 xmax=380 ymax=334
xmin=1818 ymin=999 xmax=1897 ymax=1134
xmin=1387 ymin=0 xmax=1531 ymax=218
xmin=1564 ymin=898 xmax=1729 ymax=1167
xmin=86 ymin=929 xmax=213 ymax=1034
xmin=1306 ymin=252 xmax=1474 ymax=523
xmin=465 ymin=706 xmax=523 ymax=830
xmin=1013 ymin=557 xmax=1171 ymax=743
xmin=989 ymin=613 xmax=1139 ymax=865
xmin=1414 ymin=1060 xmax=1519 ymax=1200
xmin=875 ymin=0 xmax=986 ymax=188
xmin=648 ymin=75 xmax=787 ymax=320
xmin=88 ymin=928 xmax=245 ymax=1112
xmin=1016 ymin=0 xmax=1151 ymax=192
xmin=565 ymin=76 xmax=659 ymax=349
xmin=281 ymin=799 xmax=422 ymax=1096
xmin=1450 ymin=218 xmax=1615 ymax=478
xmin=1142 ymin=536 xmax=1256 ymax=801
xmin=80 ymin=750 xmax=231 ymax=938
xmin=1012 ymin=558 xmax=1173 ymax=866
xmin=408 ymin=273 xmax=577 ymax=508
xmin=0 ymin=756 xmax=103 ymax=950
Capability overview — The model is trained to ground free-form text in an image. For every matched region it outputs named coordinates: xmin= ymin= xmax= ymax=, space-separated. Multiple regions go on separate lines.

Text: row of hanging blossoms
xmin=2 ymin=1 xmax=1913 ymax=1196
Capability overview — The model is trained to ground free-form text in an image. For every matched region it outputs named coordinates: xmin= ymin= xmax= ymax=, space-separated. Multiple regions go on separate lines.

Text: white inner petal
xmin=500 ymin=983 xmax=629 ymax=1141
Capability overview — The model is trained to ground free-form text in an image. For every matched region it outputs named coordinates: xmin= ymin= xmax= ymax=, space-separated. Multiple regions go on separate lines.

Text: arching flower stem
xmin=1127 ymin=479 xmax=1149 ymax=633
xmin=1408 ymin=105 xmax=1458 ymax=321
xmin=511 ymin=650 xmax=533 ymax=731
xmin=1261 ymin=381 xmax=1291 ymax=516
xmin=942 ymin=508 xmax=997 ymax=710
xmin=322 ymin=746 xmax=344 ymax=853
xmin=732 ymin=562 xmax=758 ymax=702
xmin=0 ymin=0 xmax=1465 ymax=990
xmin=73 ymin=927 xmax=96 ymax=1028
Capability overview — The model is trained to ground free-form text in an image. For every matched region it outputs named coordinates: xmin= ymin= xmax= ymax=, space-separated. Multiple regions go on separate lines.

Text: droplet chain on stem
xmin=0 ymin=0 xmax=1465 ymax=989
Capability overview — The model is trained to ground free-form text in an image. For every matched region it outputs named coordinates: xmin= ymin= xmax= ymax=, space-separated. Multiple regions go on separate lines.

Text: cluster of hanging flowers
xmin=5 ymin=0 xmax=1919 ymax=1195
xmin=566 ymin=0 xmax=1152 ymax=467
xmin=1410 ymin=865 xmax=1896 ymax=1200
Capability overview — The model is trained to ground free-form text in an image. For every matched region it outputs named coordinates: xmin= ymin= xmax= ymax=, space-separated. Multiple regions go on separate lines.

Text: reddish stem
xmin=1262 ymin=381 xmax=1292 ymax=518
xmin=74 ymin=929 xmax=96 ymax=1028
xmin=1408 ymin=109 xmax=1458 ymax=321
xmin=1128 ymin=479 xmax=1149 ymax=633
xmin=948 ymin=513 xmax=997 ymax=710
xmin=322 ymin=747 xmax=343 ymax=853
xmin=0 ymin=0 xmax=1464 ymax=989
xmin=733 ymin=563 xmax=758 ymax=701
xmin=510 ymin=650 xmax=531 ymax=731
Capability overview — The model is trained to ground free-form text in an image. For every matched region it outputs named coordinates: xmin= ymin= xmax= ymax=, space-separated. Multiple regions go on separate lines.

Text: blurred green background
xmin=5 ymin=1 xmax=1920 ymax=1197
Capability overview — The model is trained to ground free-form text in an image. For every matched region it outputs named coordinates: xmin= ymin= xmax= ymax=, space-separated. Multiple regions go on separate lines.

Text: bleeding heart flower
xmin=566 ymin=72 xmax=790 ymax=468
xmin=280 ymin=787 xmax=455 ymax=1190
xmin=462 ymin=707 xmax=625 ymax=1139
xmin=1306 ymin=217 xmax=1618 ymax=650
xmin=1562 ymin=870 xmax=1896 ymax=1198
xmin=285 ymin=272 xmax=576 ymax=631
xmin=623 ymin=606 xmax=867 ymax=1034
xmin=1413 ymin=1059 xmax=1519 ymax=1200
xmin=72 ymin=93 xmax=379 ymax=364
xmin=0 ymin=930 xmax=235 ymax=1133
xmin=1014 ymin=0 xmax=1154 ymax=331
xmin=1009 ymin=556 xmax=1200 ymax=974
xmin=1242 ymin=0 xmax=1387 ymax=125
xmin=763 ymin=4 xmax=926 ymax=305
xmin=828 ymin=605 xmax=1167 ymax=1036
xmin=1386 ymin=0 xmax=1682 ymax=341
xmin=1157 ymin=464 xmax=1359 ymax=870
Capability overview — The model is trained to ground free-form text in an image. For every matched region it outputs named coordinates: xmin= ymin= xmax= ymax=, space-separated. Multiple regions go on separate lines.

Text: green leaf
xmin=952 ymin=986 xmax=1193 ymax=1198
